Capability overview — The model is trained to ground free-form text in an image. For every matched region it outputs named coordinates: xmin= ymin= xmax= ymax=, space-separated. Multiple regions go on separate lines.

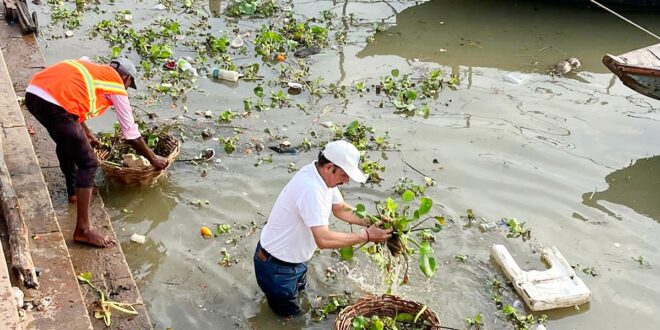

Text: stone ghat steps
xmin=0 ymin=32 xmax=93 ymax=329
xmin=0 ymin=20 xmax=151 ymax=329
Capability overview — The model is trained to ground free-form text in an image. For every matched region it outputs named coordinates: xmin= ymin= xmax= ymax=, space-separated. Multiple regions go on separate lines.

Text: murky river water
xmin=37 ymin=0 xmax=660 ymax=329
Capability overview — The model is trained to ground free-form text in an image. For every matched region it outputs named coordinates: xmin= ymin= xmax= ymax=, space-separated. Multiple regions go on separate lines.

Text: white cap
xmin=110 ymin=57 xmax=138 ymax=89
xmin=321 ymin=140 xmax=367 ymax=183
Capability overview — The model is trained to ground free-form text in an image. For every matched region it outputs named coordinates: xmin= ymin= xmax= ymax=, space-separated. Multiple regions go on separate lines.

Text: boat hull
xmin=602 ymin=44 xmax=660 ymax=100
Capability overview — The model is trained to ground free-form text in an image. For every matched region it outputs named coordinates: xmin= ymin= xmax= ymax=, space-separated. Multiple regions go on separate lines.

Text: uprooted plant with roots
xmin=345 ymin=190 xmax=445 ymax=293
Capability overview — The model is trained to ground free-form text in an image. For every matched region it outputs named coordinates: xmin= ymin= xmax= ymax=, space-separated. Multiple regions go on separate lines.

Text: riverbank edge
xmin=0 ymin=21 xmax=151 ymax=329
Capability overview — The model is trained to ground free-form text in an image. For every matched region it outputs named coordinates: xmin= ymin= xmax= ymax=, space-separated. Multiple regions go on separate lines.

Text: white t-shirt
xmin=260 ymin=162 xmax=343 ymax=263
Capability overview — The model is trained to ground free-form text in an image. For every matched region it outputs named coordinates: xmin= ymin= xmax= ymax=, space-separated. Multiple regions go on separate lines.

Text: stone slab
xmin=2 ymin=127 xmax=60 ymax=234
xmin=0 ymin=235 xmax=21 ymax=330
xmin=80 ymin=277 xmax=151 ymax=330
xmin=0 ymin=36 xmax=25 ymax=128
xmin=20 ymin=232 xmax=92 ymax=330
xmin=52 ymin=185 xmax=153 ymax=328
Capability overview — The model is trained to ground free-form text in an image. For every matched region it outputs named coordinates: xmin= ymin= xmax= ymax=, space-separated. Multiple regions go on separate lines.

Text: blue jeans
xmin=253 ymin=242 xmax=308 ymax=317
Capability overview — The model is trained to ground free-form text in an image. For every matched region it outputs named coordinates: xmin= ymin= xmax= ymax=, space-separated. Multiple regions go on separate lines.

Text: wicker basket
xmin=333 ymin=295 xmax=441 ymax=330
xmin=95 ymin=133 xmax=180 ymax=185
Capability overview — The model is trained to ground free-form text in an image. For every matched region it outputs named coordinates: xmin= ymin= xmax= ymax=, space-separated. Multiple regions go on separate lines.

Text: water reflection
xmin=357 ymin=0 xmax=660 ymax=73
xmin=98 ymin=179 xmax=183 ymax=232
xmin=98 ymin=179 xmax=183 ymax=282
xmin=582 ymin=155 xmax=660 ymax=222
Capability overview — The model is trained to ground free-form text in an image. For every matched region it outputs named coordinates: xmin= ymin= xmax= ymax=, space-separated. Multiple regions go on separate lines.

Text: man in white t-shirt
xmin=254 ymin=140 xmax=392 ymax=317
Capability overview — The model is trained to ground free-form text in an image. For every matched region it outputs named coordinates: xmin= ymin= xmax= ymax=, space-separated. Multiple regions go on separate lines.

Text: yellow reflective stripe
xmin=94 ymin=81 xmax=127 ymax=95
xmin=64 ymin=60 xmax=96 ymax=115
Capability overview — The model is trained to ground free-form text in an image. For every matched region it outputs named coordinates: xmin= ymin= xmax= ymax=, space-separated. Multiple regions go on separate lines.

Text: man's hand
xmin=127 ymin=138 xmax=169 ymax=170
xmin=364 ymin=224 xmax=393 ymax=243
xmin=149 ymin=155 xmax=169 ymax=170
xmin=80 ymin=122 xmax=99 ymax=148
xmin=87 ymin=135 xmax=100 ymax=148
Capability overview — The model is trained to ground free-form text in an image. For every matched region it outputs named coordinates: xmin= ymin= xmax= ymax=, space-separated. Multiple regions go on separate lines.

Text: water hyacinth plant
xmin=347 ymin=191 xmax=444 ymax=291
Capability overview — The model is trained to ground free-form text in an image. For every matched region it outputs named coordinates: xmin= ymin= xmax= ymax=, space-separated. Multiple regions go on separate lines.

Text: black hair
xmin=317 ymin=151 xmax=332 ymax=166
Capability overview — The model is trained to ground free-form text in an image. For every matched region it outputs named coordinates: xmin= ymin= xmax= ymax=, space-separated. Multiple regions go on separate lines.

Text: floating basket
xmin=95 ymin=133 xmax=180 ymax=185
xmin=333 ymin=295 xmax=441 ymax=330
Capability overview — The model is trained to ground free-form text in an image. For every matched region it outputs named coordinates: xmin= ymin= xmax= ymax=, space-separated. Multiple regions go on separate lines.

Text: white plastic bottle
xmin=211 ymin=68 xmax=240 ymax=82
xmin=177 ymin=58 xmax=198 ymax=77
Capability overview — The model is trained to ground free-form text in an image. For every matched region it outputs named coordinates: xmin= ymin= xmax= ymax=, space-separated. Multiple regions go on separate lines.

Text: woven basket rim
xmin=333 ymin=294 xmax=441 ymax=330
xmin=94 ymin=132 xmax=180 ymax=184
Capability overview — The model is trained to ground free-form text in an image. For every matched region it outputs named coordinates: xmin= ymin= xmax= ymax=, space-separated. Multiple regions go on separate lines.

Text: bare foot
xmin=68 ymin=195 xmax=77 ymax=203
xmin=73 ymin=228 xmax=115 ymax=248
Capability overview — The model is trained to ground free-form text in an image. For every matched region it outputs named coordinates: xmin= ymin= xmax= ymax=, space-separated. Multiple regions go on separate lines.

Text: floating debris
xmin=294 ymin=46 xmax=321 ymax=58
xmin=554 ymin=60 xmax=571 ymax=75
xmin=567 ymin=57 xmax=581 ymax=69
xmin=230 ymin=36 xmax=244 ymax=48
xmin=201 ymin=128 xmax=215 ymax=139
xmin=130 ymin=233 xmax=146 ymax=244
xmin=200 ymin=226 xmax=213 ymax=238
xmin=269 ymin=145 xmax=299 ymax=154
xmin=554 ymin=57 xmax=581 ymax=75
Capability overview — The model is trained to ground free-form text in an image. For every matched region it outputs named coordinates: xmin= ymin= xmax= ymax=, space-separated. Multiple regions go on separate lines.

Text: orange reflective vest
xmin=29 ymin=60 xmax=127 ymax=122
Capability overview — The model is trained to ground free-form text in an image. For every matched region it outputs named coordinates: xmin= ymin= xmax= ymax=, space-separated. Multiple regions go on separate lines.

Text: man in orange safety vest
xmin=25 ymin=57 xmax=168 ymax=248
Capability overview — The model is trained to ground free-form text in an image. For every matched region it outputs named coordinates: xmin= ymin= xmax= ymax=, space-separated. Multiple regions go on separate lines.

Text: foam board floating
xmin=491 ymin=244 xmax=592 ymax=311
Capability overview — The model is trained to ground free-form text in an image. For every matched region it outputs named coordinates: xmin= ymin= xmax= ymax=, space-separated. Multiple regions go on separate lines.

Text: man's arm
xmin=332 ymin=202 xmax=370 ymax=226
xmin=310 ymin=224 xmax=392 ymax=249
xmin=107 ymin=94 xmax=168 ymax=170
xmin=126 ymin=138 xmax=168 ymax=170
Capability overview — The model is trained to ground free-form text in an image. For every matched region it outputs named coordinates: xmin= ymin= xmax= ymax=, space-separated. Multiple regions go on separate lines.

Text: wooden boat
xmin=602 ymin=43 xmax=660 ymax=100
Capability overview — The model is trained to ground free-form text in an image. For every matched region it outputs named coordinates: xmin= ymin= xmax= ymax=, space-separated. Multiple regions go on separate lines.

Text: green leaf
xmin=417 ymin=197 xmax=432 ymax=216
xmin=418 ymin=241 xmax=436 ymax=277
xmin=502 ymin=304 xmax=516 ymax=315
xmin=385 ymin=198 xmax=398 ymax=214
xmin=419 ymin=254 xmax=436 ymax=278
xmin=339 ymin=247 xmax=354 ymax=260
xmin=404 ymin=89 xmax=417 ymax=101
xmin=77 ymin=271 xmax=93 ymax=283
xmin=239 ymin=2 xmax=257 ymax=15
xmin=354 ymin=204 xmax=367 ymax=218
xmin=111 ymin=46 xmax=122 ymax=58
xmin=146 ymin=134 xmax=158 ymax=148
xmin=401 ymin=190 xmax=415 ymax=203
xmin=391 ymin=69 xmax=399 ymax=77
xmin=352 ymin=316 xmax=368 ymax=330
xmin=395 ymin=219 xmax=411 ymax=232
xmin=254 ymin=86 xmax=264 ymax=97
xmin=370 ymin=317 xmax=384 ymax=330
xmin=395 ymin=313 xmax=415 ymax=322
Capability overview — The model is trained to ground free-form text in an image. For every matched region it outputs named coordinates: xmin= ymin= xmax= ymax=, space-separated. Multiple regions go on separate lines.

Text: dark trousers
xmin=25 ymin=92 xmax=97 ymax=196
xmin=253 ymin=242 xmax=308 ymax=317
